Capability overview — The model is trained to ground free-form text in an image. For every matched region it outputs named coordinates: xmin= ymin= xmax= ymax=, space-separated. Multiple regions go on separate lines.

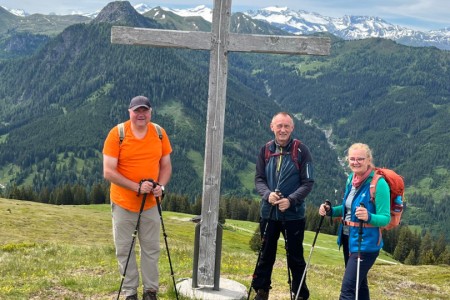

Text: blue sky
xmin=2 ymin=0 xmax=449 ymax=31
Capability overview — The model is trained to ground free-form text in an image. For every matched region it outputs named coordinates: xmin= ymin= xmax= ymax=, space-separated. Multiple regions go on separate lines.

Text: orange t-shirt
xmin=102 ymin=120 xmax=172 ymax=212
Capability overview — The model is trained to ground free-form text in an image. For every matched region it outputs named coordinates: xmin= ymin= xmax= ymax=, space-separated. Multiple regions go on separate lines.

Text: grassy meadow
xmin=0 ymin=198 xmax=449 ymax=299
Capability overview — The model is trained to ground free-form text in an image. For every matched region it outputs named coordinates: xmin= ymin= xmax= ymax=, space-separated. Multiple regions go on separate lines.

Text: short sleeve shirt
xmin=103 ymin=120 xmax=172 ymax=212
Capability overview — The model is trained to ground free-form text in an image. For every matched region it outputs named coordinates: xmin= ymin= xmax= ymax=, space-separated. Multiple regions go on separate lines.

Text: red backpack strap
xmin=291 ymin=139 xmax=301 ymax=169
xmin=265 ymin=139 xmax=302 ymax=169
xmin=264 ymin=140 xmax=274 ymax=164
xmin=369 ymin=169 xmax=382 ymax=202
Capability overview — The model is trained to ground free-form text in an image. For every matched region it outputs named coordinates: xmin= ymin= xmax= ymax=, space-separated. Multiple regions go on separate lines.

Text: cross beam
xmin=111 ymin=0 xmax=330 ymax=287
xmin=112 ymin=26 xmax=330 ymax=55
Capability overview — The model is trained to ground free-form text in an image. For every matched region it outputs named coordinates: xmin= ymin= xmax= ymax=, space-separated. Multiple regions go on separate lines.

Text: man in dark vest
xmin=253 ymin=112 xmax=315 ymax=300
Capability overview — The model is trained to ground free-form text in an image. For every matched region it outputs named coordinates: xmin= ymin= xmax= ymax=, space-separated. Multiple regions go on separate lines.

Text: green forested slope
xmin=0 ymin=20 xmax=342 ymax=203
xmin=0 ymin=6 xmax=90 ymax=59
xmin=246 ymin=38 xmax=450 ymax=238
xmin=0 ymin=5 xmax=449 ymax=241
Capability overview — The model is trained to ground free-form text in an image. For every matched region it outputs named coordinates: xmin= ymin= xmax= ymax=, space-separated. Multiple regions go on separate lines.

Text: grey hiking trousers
xmin=112 ymin=203 xmax=161 ymax=296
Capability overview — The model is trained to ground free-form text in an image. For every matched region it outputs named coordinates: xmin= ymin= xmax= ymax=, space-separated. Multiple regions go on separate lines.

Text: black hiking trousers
xmin=253 ymin=218 xmax=310 ymax=299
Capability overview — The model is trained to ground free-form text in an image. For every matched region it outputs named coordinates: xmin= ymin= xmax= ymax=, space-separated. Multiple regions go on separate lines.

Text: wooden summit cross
xmin=112 ymin=0 xmax=330 ymax=287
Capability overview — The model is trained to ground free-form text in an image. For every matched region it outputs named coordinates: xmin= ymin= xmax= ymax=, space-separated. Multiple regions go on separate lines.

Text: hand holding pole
xmin=356 ymin=203 xmax=365 ymax=300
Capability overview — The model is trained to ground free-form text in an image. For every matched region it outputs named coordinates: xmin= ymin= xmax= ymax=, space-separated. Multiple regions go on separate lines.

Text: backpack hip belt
xmin=342 ymin=220 xmax=374 ymax=228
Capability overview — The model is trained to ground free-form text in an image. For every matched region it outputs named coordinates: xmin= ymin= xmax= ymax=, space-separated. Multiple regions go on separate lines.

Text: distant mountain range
xmin=3 ymin=3 xmax=449 ymax=50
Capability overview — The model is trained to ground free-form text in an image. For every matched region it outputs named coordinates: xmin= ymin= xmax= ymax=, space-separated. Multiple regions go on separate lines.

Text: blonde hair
xmin=347 ymin=143 xmax=375 ymax=168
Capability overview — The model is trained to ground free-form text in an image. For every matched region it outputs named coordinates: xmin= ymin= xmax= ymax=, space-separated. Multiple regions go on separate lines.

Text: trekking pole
xmin=282 ymin=212 xmax=292 ymax=300
xmin=156 ymin=193 xmax=179 ymax=300
xmin=116 ymin=179 xmax=154 ymax=300
xmin=355 ymin=203 xmax=365 ymax=300
xmin=247 ymin=204 xmax=275 ymax=300
xmin=294 ymin=200 xmax=331 ymax=300
xmin=276 ymin=190 xmax=293 ymax=300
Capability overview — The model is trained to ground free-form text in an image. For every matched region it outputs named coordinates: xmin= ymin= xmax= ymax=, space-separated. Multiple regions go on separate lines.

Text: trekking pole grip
xmin=137 ymin=178 xmax=156 ymax=196
xmin=324 ymin=200 xmax=332 ymax=212
xmin=318 ymin=199 xmax=331 ymax=228
xmin=323 ymin=199 xmax=332 ymax=225
xmin=358 ymin=203 xmax=365 ymax=233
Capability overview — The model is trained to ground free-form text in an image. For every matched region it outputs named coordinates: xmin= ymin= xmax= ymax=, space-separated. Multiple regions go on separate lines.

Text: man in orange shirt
xmin=103 ymin=95 xmax=172 ymax=300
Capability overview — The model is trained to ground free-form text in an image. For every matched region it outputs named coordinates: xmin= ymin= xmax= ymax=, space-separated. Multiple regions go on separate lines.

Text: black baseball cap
xmin=129 ymin=96 xmax=151 ymax=110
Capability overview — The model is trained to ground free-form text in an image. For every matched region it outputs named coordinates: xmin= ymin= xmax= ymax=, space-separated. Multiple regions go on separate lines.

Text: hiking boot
xmin=125 ymin=295 xmax=138 ymax=300
xmin=254 ymin=289 xmax=269 ymax=300
xmin=143 ymin=290 xmax=158 ymax=300
xmin=294 ymin=286 xmax=309 ymax=300
xmin=292 ymin=292 xmax=308 ymax=299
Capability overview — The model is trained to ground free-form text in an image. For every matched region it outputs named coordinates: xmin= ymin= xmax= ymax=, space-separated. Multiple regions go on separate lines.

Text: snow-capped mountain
xmin=2 ymin=6 xmax=29 ymax=17
xmin=159 ymin=5 xmax=212 ymax=23
xmin=75 ymin=4 xmax=213 ymax=23
xmin=2 ymin=4 xmax=449 ymax=50
xmin=245 ymin=6 xmax=450 ymax=50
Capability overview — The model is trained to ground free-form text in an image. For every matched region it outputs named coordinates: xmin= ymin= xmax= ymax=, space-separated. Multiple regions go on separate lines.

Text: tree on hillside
xmin=419 ymin=232 xmax=436 ymax=264
xmin=191 ymin=196 xmax=202 ymax=215
xmin=246 ymin=200 xmax=260 ymax=222
xmin=420 ymin=250 xmax=436 ymax=265
xmin=404 ymin=249 xmax=418 ymax=265
xmin=90 ymin=183 xmax=106 ymax=204
xmin=73 ymin=184 xmax=88 ymax=205
xmin=249 ymin=225 xmax=261 ymax=253
xmin=38 ymin=187 xmax=51 ymax=203
xmin=433 ymin=234 xmax=447 ymax=259
xmin=49 ymin=184 xmax=73 ymax=205
xmin=61 ymin=184 xmax=74 ymax=205
xmin=393 ymin=226 xmax=414 ymax=262
xmin=436 ymin=248 xmax=450 ymax=265
xmin=162 ymin=193 xmax=191 ymax=213
xmin=382 ymin=226 xmax=401 ymax=254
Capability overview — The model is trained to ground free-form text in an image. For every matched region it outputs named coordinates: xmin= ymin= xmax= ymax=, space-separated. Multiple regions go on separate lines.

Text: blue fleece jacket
xmin=332 ymin=170 xmax=391 ymax=253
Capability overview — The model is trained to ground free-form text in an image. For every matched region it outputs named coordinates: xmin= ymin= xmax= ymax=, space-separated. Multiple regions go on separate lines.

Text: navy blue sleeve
xmin=287 ymin=143 xmax=314 ymax=205
xmin=255 ymin=145 xmax=271 ymax=201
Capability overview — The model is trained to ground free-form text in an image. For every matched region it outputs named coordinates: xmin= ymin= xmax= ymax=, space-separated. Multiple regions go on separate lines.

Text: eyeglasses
xmin=349 ymin=157 xmax=366 ymax=163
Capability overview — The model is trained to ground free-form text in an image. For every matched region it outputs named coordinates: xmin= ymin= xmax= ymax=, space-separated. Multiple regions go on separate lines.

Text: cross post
xmin=111 ymin=0 xmax=330 ymax=291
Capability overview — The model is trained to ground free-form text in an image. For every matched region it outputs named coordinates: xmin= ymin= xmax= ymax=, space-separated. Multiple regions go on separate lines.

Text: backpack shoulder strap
xmin=152 ymin=122 xmax=163 ymax=140
xmin=264 ymin=139 xmax=302 ymax=168
xmin=264 ymin=140 xmax=275 ymax=164
xmin=118 ymin=122 xmax=125 ymax=145
xmin=118 ymin=122 xmax=163 ymax=145
xmin=369 ymin=169 xmax=383 ymax=201
xmin=291 ymin=139 xmax=302 ymax=169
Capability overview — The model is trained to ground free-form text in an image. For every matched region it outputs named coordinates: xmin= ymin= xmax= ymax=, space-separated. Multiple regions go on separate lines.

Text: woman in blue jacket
xmin=319 ymin=143 xmax=390 ymax=300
